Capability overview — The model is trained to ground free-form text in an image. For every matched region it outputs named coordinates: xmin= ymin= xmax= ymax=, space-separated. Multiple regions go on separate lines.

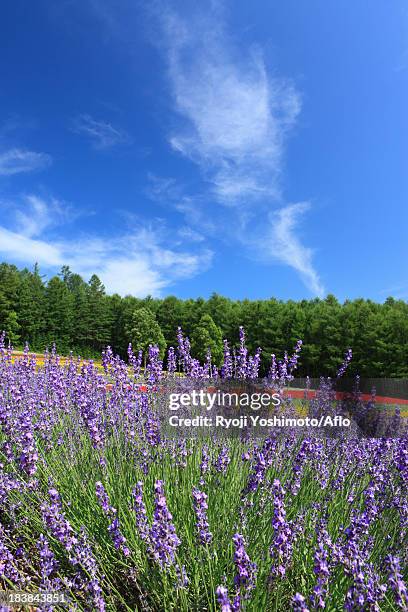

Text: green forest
xmin=0 ymin=261 xmax=407 ymax=377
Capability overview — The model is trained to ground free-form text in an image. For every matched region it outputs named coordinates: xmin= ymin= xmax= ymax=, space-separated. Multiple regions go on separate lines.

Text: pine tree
xmin=4 ymin=310 xmax=20 ymax=345
xmin=61 ymin=270 xmax=90 ymax=351
xmin=0 ymin=263 xmax=21 ymax=305
xmin=17 ymin=265 xmax=46 ymax=347
xmin=45 ymin=276 xmax=74 ymax=351
xmin=126 ymin=307 xmax=166 ymax=359
xmin=191 ymin=313 xmax=223 ymax=365
xmin=205 ymin=293 xmax=234 ymax=337
xmin=111 ymin=295 xmax=142 ymax=355
xmin=0 ymin=288 xmax=10 ymax=332
xmin=84 ymin=275 xmax=112 ymax=353
xmin=156 ymin=296 xmax=187 ymax=348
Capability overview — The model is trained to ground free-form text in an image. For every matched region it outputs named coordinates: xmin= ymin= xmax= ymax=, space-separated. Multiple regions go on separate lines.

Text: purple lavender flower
xmin=37 ymin=534 xmax=60 ymax=590
xmin=200 ymin=445 xmax=210 ymax=485
xmin=132 ymin=481 xmax=149 ymax=542
xmin=310 ymin=541 xmax=330 ymax=608
xmin=95 ymin=481 xmax=111 ymax=514
xmin=128 ymin=343 xmax=143 ymax=377
xmin=216 ymin=586 xmax=233 ymax=612
xmin=176 ymin=563 xmax=189 ymax=588
xmin=287 ymin=340 xmax=303 ymax=378
xmin=344 ymin=556 xmax=385 ymax=611
xmin=0 ymin=469 xmax=23 ymax=507
xmin=395 ymin=442 xmax=408 ymax=486
xmin=232 ymin=533 xmax=257 ymax=596
xmin=101 ymin=346 xmax=114 ymax=374
xmin=41 ymin=489 xmax=105 ymax=611
xmin=137 ymin=392 xmax=161 ymax=447
xmin=236 ymin=327 xmax=248 ymax=378
xmin=192 ymin=487 xmax=212 ymax=545
xmin=245 ymin=450 xmax=267 ymax=494
xmin=386 ymin=555 xmax=408 ymax=610
xmin=268 ymin=353 xmax=278 ymax=383
xmin=69 ymin=527 xmax=106 ymax=612
xmin=167 ymin=346 xmax=177 ymax=375
xmin=145 ymin=345 xmax=163 ymax=384
xmin=74 ymin=372 xmax=105 ymax=450
xmin=269 ymin=479 xmax=294 ymax=579
xmin=215 ymin=446 xmax=230 ymax=475
xmin=247 ymin=347 xmax=262 ymax=380
xmin=17 ymin=410 xmax=38 ymax=477
xmin=0 ymin=525 xmax=22 ymax=582
xmin=95 ymin=481 xmax=129 ymax=557
xmin=203 ymin=348 xmax=212 ymax=378
xmin=337 ymin=348 xmax=352 ymax=378
xmin=290 ymin=439 xmax=315 ymax=496
xmin=41 ymin=488 xmax=78 ymax=552
xmin=221 ymin=340 xmax=233 ymax=379
xmin=176 ymin=439 xmax=188 ymax=468
xmin=177 ymin=327 xmax=193 ymax=374
xmin=108 ymin=517 xmax=130 ymax=556
xmin=148 ymin=480 xmax=181 ymax=569
xmin=267 ymin=341 xmax=302 ymax=387
xmin=341 ymin=477 xmax=381 ymax=566
xmin=293 ymin=593 xmax=310 ymax=611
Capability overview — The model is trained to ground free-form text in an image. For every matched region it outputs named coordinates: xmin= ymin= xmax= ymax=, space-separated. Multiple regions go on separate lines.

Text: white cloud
xmin=266 ymin=203 xmax=325 ymax=297
xmin=145 ymin=173 xmax=181 ymax=201
xmin=0 ymin=226 xmax=63 ymax=266
xmin=72 ymin=114 xmax=130 ymax=149
xmin=156 ymin=6 xmax=323 ymax=296
xmin=91 ymin=258 xmax=167 ymax=296
xmin=72 ymin=234 xmax=212 ymax=296
xmin=0 ymin=148 xmax=51 ymax=176
xmin=161 ymin=10 xmax=300 ymax=206
xmin=13 ymin=195 xmax=68 ymax=238
xmin=67 ymin=228 xmax=213 ymax=295
xmin=177 ymin=226 xmax=204 ymax=242
xmin=0 ymin=195 xmax=212 ymax=297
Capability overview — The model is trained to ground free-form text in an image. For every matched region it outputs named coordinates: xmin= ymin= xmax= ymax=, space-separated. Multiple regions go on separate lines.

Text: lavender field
xmin=0 ymin=329 xmax=407 ymax=612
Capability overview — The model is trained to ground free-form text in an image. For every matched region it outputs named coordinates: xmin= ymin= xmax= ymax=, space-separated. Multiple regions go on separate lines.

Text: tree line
xmin=0 ymin=262 xmax=407 ymax=377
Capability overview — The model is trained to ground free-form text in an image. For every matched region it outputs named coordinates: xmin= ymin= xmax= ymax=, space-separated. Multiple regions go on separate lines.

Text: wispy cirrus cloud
xmin=13 ymin=194 xmax=69 ymax=238
xmin=72 ymin=113 xmax=130 ymax=150
xmin=161 ymin=8 xmax=300 ymax=206
xmin=266 ymin=203 xmax=325 ymax=297
xmin=0 ymin=148 xmax=52 ymax=176
xmin=177 ymin=226 xmax=205 ymax=243
xmin=155 ymin=5 xmax=324 ymax=295
xmin=0 ymin=194 xmax=212 ymax=296
xmin=145 ymin=173 xmax=182 ymax=201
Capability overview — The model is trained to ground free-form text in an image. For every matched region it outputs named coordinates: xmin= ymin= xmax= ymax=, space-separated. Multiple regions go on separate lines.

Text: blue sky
xmin=0 ymin=1 xmax=407 ymax=301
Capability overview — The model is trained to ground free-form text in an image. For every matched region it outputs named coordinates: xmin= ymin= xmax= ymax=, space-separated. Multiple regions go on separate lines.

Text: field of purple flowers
xmin=0 ymin=328 xmax=407 ymax=611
